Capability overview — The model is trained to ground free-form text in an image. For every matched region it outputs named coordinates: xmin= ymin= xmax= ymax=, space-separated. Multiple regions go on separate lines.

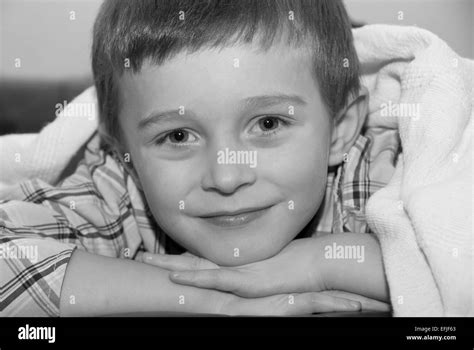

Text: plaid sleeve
xmin=0 ymin=217 xmax=76 ymax=317
xmin=0 ymin=132 xmax=155 ymax=316
xmin=313 ymin=132 xmax=399 ymax=235
xmin=336 ymin=131 xmax=399 ymax=234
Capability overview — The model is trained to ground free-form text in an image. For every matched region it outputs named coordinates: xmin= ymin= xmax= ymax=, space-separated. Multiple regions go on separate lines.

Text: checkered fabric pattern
xmin=0 ymin=131 xmax=384 ymax=316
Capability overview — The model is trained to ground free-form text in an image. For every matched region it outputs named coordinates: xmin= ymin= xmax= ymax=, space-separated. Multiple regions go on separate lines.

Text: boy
xmin=0 ymin=0 xmax=390 ymax=316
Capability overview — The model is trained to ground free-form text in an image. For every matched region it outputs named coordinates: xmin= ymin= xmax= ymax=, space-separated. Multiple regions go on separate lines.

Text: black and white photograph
xmin=0 ymin=0 xmax=472 ymax=346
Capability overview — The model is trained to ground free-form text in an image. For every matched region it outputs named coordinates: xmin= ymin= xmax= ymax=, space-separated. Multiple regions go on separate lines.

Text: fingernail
xmin=349 ymin=301 xmax=361 ymax=309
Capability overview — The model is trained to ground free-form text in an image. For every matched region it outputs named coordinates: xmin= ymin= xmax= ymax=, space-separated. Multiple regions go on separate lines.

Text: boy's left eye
xmin=249 ymin=115 xmax=290 ymax=136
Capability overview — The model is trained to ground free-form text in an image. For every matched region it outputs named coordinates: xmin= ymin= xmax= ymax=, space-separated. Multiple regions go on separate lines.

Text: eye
xmin=249 ymin=115 xmax=290 ymax=136
xmin=168 ymin=130 xmax=189 ymax=143
xmin=155 ymin=129 xmax=198 ymax=146
xmin=259 ymin=117 xmax=279 ymax=131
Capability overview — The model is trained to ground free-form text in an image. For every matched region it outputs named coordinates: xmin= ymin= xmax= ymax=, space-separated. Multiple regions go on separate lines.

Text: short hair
xmin=92 ymin=0 xmax=360 ymax=153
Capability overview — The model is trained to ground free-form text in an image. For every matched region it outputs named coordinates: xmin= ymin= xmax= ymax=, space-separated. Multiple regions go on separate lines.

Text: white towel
xmin=357 ymin=25 xmax=473 ymax=316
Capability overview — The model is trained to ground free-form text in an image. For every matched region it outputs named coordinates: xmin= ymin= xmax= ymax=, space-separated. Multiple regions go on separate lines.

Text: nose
xmin=201 ymin=145 xmax=257 ymax=195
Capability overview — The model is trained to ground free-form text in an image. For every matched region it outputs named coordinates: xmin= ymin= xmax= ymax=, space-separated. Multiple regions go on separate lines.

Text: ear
xmin=328 ymin=86 xmax=369 ymax=167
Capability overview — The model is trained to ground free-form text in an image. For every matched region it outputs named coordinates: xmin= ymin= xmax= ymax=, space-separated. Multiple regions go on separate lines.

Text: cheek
xmin=270 ymin=135 xmax=329 ymax=233
xmin=264 ymin=135 xmax=328 ymax=198
xmin=296 ymin=140 xmax=328 ymax=194
xmin=133 ymin=156 xmax=189 ymax=219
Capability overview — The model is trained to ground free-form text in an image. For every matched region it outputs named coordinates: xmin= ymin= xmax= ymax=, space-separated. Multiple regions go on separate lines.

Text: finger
xmin=170 ymin=269 xmax=245 ymax=294
xmin=181 ymin=252 xmax=196 ymax=257
xmin=289 ymin=292 xmax=361 ymax=315
xmin=320 ymin=290 xmax=390 ymax=312
xmin=142 ymin=252 xmax=217 ymax=271
xmin=135 ymin=251 xmax=145 ymax=263
xmin=223 ymin=292 xmax=361 ymax=316
xmin=170 ymin=267 xmax=283 ymax=298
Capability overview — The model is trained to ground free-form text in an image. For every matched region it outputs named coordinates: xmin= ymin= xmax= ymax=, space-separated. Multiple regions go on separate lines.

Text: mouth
xmin=198 ymin=205 xmax=274 ymax=228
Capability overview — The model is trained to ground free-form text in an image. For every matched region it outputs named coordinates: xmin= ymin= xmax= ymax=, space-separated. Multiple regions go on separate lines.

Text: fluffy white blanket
xmin=357 ymin=25 xmax=473 ymax=316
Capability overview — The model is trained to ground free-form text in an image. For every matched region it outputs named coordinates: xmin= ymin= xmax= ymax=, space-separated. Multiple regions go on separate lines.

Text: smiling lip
xmin=199 ymin=206 xmax=273 ymax=228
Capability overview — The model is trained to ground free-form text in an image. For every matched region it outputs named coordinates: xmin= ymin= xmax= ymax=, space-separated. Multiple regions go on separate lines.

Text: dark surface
xmin=0 ymin=79 xmax=92 ymax=135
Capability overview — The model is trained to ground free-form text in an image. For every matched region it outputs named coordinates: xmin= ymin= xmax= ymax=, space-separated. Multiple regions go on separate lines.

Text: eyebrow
xmin=240 ymin=93 xmax=307 ymax=111
xmin=137 ymin=93 xmax=307 ymax=132
xmin=138 ymin=109 xmax=193 ymax=132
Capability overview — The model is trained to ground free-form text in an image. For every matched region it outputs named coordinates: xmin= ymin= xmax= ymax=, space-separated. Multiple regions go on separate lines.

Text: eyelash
xmin=154 ymin=130 xmax=196 ymax=147
xmin=153 ymin=115 xmax=291 ymax=147
xmin=251 ymin=115 xmax=291 ymax=137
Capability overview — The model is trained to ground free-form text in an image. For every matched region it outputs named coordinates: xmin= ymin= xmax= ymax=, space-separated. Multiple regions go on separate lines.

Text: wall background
xmin=1 ymin=0 xmax=472 ymax=82
xmin=1 ymin=0 xmax=101 ymax=81
xmin=0 ymin=0 xmax=472 ymax=134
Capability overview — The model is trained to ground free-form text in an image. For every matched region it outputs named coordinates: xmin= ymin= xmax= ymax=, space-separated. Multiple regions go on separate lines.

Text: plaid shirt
xmin=0 ymin=131 xmax=394 ymax=316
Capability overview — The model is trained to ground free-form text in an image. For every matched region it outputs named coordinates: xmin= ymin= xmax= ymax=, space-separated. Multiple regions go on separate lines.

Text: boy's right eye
xmin=154 ymin=129 xmax=199 ymax=147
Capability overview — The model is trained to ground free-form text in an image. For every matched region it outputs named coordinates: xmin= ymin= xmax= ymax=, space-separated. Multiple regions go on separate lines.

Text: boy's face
xmin=118 ymin=42 xmax=332 ymax=266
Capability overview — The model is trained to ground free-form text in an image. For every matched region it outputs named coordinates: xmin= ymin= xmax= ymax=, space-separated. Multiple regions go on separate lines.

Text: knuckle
xmin=190 ymin=257 xmax=201 ymax=269
xmin=308 ymin=292 xmax=326 ymax=305
xmin=209 ymin=271 xmax=221 ymax=285
xmin=137 ymin=252 xmax=146 ymax=263
xmin=189 ymin=271 xmax=199 ymax=282
xmin=273 ymin=295 xmax=293 ymax=316
xmin=218 ymin=295 xmax=239 ymax=316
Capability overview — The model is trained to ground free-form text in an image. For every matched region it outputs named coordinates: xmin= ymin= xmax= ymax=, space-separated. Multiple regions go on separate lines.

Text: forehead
xmin=117 ymin=42 xmax=321 ymax=118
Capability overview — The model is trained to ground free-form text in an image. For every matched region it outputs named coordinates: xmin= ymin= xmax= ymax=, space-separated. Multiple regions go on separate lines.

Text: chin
xmin=197 ymin=239 xmax=286 ymax=267
xmin=205 ymin=253 xmax=261 ymax=267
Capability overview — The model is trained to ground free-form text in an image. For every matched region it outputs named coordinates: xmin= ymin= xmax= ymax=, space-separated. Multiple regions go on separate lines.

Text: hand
xmin=139 ymin=240 xmax=390 ymax=312
xmin=141 ymin=238 xmax=323 ymax=298
xmin=318 ymin=290 xmax=390 ymax=312
xmin=212 ymin=290 xmax=363 ymax=316
xmin=202 ymin=288 xmax=388 ymax=316
xmin=137 ymin=249 xmax=364 ymax=315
